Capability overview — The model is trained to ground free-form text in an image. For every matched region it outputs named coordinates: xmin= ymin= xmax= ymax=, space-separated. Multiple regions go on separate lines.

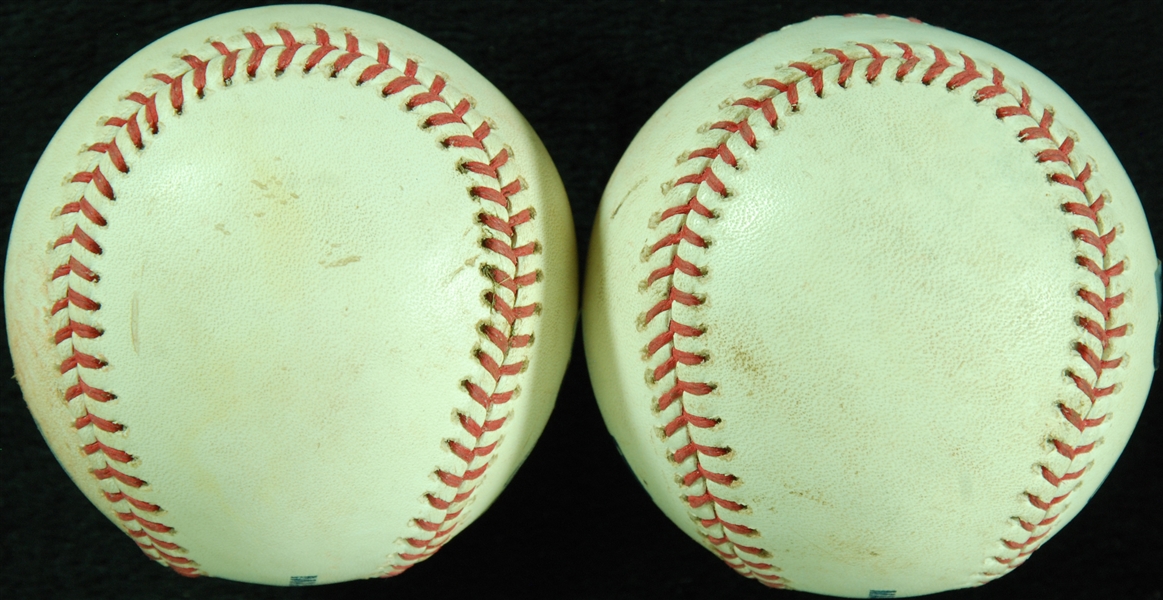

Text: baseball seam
xmin=643 ymin=40 xmax=1125 ymax=588
xmin=979 ymin=63 xmax=1125 ymax=578
xmin=56 ymin=75 xmax=194 ymax=577
xmin=52 ymin=25 xmax=538 ymax=579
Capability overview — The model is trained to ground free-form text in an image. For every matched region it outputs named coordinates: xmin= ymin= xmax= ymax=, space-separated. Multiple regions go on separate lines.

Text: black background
xmin=1 ymin=1 xmax=1159 ymax=599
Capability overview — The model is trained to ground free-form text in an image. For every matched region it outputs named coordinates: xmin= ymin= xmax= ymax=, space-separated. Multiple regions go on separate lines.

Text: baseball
xmin=583 ymin=14 xmax=1156 ymax=598
xmin=4 ymin=4 xmax=576 ymax=586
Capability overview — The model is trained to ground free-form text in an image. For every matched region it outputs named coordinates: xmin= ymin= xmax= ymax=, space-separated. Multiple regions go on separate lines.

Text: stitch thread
xmin=52 ymin=25 xmax=538 ymax=578
xmin=643 ymin=67 xmax=785 ymax=588
xmin=643 ymin=40 xmax=1125 ymax=588
xmin=382 ymin=69 xmax=537 ymax=575
xmin=971 ymin=64 xmax=1124 ymax=578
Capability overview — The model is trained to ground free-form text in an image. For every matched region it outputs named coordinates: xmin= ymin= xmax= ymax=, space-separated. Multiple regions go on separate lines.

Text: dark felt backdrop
xmin=1 ymin=1 xmax=1159 ymax=599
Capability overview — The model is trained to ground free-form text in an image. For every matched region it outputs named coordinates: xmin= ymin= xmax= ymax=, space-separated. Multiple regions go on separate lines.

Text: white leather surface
xmin=584 ymin=14 xmax=1156 ymax=598
xmin=5 ymin=4 xmax=576 ymax=585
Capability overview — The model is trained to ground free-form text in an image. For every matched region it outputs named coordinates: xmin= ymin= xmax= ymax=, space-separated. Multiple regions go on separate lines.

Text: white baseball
xmin=584 ymin=14 xmax=1156 ymax=597
xmin=4 ymin=5 xmax=576 ymax=585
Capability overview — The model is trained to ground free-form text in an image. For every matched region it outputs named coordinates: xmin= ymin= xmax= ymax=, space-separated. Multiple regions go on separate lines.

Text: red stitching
xmin=88 ymin=142 xmax=128 ymax=173
xmin=75 ymin=411 xmax=121 ymax=433
xmin=338 ymin=33 xmax=538 ymax=577
xmin=302 ymin=29 xmax=338 ymax=73
xmin=51 ymin=25 xmax=540 ymax=578
xmin=383 ymin=59 xmax=421 ymax=96
xmin=180 ymin=55 xmax=210 ymax=99
xmin=93 ymin=465 xmax=144 ymax=488
xmin=710 ymin=119 xmax=757 ymax=147
xmin=978 ymin=62 xmax=1124 ymax=577
xmin=152 ymin=73 xmax=186 ymax=114
xmin=243 ymin=32 xmax=274 ymax=79
xmin=85 ymin=440 xmax=133 ymax=463
xmin=790 ymin=62 xmax=823 ymax=97
xmin=645 ymin=41 xmax=1127 ymax=589
xmin=53 ymin=224 xmax=102 ymax=254
xmin=48 ymin=196 xmax=172 ymax=571
xmin=645 ymin=69 xmax=785 ymax=585
xmin=65 ymin=375 xmax=115 ymax=402
xmin=922 ymin=46 xmax=953 ymax=85
xmin=115 ymin=509 xmax=172 ymax=532
xmin=732 ymin=96 xmax=779 ymax=128
xmin=124 ymin=93 xmax=159 ymax=135
xmin=59 ymin=197 xmax=107 ymax=227
xmin=946 ymin=54 xmax=984 ymax=90
xmin=60 ymin=348 xmax=104 ymax=372
xmin=128 ymin=529 xmax=181 ymax=550
xmin=894 ymin=42 xmax=920 ymax=81
xmin=103 ymin=490 xmax=159 ymax=513
xmin=333 ymin=33 xmax=366 ymax=76
xmin=70 ymin=168 xmax=114 ymax=201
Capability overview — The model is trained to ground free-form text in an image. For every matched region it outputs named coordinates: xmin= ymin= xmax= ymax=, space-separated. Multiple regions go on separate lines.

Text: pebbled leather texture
xmin=583 ymin=14 xmax=1156 ymax=598
xmin=4 ymin=4 xmax=577 ymax=586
